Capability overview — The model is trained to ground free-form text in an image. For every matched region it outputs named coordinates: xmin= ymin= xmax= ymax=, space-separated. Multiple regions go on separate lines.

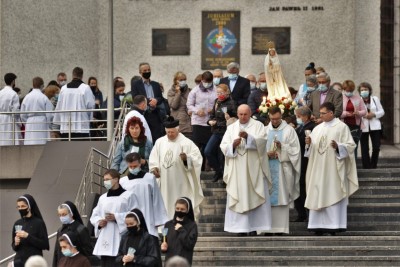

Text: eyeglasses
xmin=319 ymin=111 xmax=332 ymax=115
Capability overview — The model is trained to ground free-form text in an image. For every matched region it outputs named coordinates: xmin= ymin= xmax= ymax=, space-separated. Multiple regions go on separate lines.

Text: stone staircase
xmin=193 ymin=159 xmax=400 ymax=266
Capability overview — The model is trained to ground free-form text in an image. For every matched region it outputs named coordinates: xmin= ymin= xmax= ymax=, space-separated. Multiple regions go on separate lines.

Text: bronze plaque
xmin=152 ymin=28 xmax=190 ymax=56
xmin=201 ymin=11 xmax=240 ymax=69
xmin=252 ymin=27 xmax=291 ymax=55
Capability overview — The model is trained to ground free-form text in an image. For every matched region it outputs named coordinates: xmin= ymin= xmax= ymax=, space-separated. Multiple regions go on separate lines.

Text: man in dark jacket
xmin=219 ymin=62 xmax=250 ymax=107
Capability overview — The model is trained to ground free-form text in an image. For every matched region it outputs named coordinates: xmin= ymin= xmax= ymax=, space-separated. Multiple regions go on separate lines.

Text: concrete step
xmin=198 ymin=231 xmax=400 ymax=237
xmin=357 ymin=168 xmax=400 ymax=178
xmin=191 ymin=255 xmax=400 ymax=266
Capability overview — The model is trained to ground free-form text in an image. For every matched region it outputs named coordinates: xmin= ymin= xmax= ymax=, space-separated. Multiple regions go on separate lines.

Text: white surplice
xmin=149 ymin=133 xmax=204 ymax=219
xmin=0 ymin=86 xmax=21 ymax=145
xmin=220 ymin=118 xmax=271 ymax=233
xmin=120 ymin=173 xmax=169 ymax=237
xmin=53 ymin=83 xmax=95 ymax=134
xmin=305 ymin=118 xmax=359 ymax=230
xmin=20 ymin=89 xmax=54 ymax=145
xmin=122 ymin=110 xmax=152 ymax=143
xmin=90 ymin=191 xmax=132 ymax=256
xmin=263 ymin=120 xmax=301 ymax=233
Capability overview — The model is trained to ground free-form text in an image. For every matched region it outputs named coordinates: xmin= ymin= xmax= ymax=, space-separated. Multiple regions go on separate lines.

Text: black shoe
xmin=237 ymin=233 xmax=247 ymax=237
xmin=248 ymin=231 xmax=257 ymax=236
xmin=330 ymin=232 xmax=336 ymax=236
xmin=314 ymin=231 xmax=324 ymax=236
xmin=293 ymin=217 xmax=307 ymax=222
xmin=263 ymin=233 xmax=273 ymax=236
xmin=212 ymin=172 xmax=223 ymax=182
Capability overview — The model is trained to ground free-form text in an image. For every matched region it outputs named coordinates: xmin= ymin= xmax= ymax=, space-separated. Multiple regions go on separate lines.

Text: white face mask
xmin=250 ymin=82 xmax=256 ymax=90
xmin=202 ymin=82 xmax=212 ymax=88
xmin=104 ymin=180 xmax=112 ymax=190
xmin=59 ymin=81 xmax=67 ymax=87
xmin=213 ymin=78 xmax=220 ymax=85
xmin=259 ymin=83 xmax=267 ymax=91
xmin=178 ymin=81 xmax=187 ymax=88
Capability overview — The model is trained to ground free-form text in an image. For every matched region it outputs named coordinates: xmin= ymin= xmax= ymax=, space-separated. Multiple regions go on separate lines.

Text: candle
xmin=262 ymin=96 xmax=266 ymax=105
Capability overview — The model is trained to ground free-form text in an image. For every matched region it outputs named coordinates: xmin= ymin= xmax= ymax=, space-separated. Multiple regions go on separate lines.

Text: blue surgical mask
xmin=318 ymin=84 xmax=328 ymax=92
xmin=54 ymin=94 xmax=59 ymax=101
xmin=259 ymin=83 xmax=267 ymax=91
xmin=250 ymin=82 xmax=256 ymax=90
xmin=119 ymin=95 xmax=125 ymax=101
xmin=202 ymin=82 xmax=212 ymax=89
xmin=178 ymin=81 xmax=187 ymax=88
xmin=104 ymin=180 xmax=112 ymax=190
xmin=129 ymin=167 xmax=141 ymax=175
xmin=307 ymin=87 xmax=316 ymax=92
xmin=296 ymin=118 xmax=303 ymax=126
xmin=60 ymin=215 xmax=72 ymax=225
xmin=213 ymin=78 xmax=220 ymax=85
xmin=228 ymin=73 xmax=238 ymax=80
xmin=360 ymin=91 xmax=369 ymax=98
xmin=62 ymin=249 xmax=73 ymax=257
xmin=344 ymin=92 xmax=353 ymax=97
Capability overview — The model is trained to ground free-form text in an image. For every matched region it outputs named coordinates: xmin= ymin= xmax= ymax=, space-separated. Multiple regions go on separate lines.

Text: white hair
xmin=165 ymin=256 xmax=190 ymax=267
xmin=24 ymin=256 xmax=48 ymax=267
xmin=227 ymin=62 xmax=240 ymax=71
xmin=316 ymin=72 xmax=331 ymax=83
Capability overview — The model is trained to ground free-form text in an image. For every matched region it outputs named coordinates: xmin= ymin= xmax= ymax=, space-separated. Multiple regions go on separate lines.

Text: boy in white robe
xmin=90 ymin=169 xmax=132 ymax=267
xmin=305 ymin=102 xmax=359 ymax=235
xmin=20 ymin=77 xmax=53 ymax=145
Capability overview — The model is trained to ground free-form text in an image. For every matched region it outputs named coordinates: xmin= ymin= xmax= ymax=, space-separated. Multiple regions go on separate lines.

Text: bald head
xmin=237 ymin=104 xmax=251 ymax=124
xmin=245 ymin=74 xmax=256 ymax=83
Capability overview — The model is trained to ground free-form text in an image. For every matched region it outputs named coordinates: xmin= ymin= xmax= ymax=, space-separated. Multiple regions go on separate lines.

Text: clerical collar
xmin=107 ymin=186 xmax=126 ymax=197
xmin=67 ymin=79 xmax=83 ymax=89
xmin=128 ymin=171 xmax=146 ymax=180
xmin=272 ymin=122 xmax=282 ymax=129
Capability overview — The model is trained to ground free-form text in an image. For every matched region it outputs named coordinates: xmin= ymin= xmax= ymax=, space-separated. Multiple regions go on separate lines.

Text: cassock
xmin=264 ymin=120 xmax=301 ymax=234
xmin=20 ymin=88 xmax=54 ymax=145
xmin=220 ymin=118 xmax=272 ymax=233
xmin=120 ymin=172 xmax=169 ymax=237
xmin=305 ymin=118 xmax=359 ymax=231
xmin=0 ymin=86 xmax=21 ymax=145
xmin=122 ymin=109 xmax=152 ymax=143
xmin=53 ymin=82 xmax=95 ymax=134
xmin=149 ymin=133 xmax=204 ymax=219
xmin=90 ymin=187 xmax=131 ymax=257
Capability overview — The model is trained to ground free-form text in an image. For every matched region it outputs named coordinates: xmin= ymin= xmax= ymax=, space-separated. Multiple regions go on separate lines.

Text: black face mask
xmin=127 ymin=225 xmax=139 ymax=234
xmin=90 ymin=86 xmax=97 ymax=91
xmin=142 ymin=72 xmax=151 ymax=80
xmin=174 ymin=211 xmax=187 ymax=220
xmin=19 ymin=208 xmax=29 ymax=218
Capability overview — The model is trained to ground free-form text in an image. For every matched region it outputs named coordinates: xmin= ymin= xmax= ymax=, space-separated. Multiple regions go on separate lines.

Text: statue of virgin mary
xmin=264 ymin=41 xmax=291 ymax=100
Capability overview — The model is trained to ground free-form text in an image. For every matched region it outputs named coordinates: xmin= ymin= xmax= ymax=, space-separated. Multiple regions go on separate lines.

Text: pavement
xmin=376 ymin=144 xmax=400 ymax=158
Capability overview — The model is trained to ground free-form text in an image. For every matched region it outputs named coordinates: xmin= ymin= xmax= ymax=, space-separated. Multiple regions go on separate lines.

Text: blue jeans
xmin=204 ymin=133 xmax=224 ymax=173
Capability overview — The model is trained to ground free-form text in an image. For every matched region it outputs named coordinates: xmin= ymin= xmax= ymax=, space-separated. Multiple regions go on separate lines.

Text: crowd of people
xmin=3 ymin=50 xmax=386 ymax=266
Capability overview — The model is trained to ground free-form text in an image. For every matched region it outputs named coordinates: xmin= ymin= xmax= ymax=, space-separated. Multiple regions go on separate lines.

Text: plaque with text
xmin=202 ymin=11 xmax=240 ymax=69
xmin=252 ymin=27 xmax=291 ymax=55
xmin=152 ymin=28 xmax=190 ymax=56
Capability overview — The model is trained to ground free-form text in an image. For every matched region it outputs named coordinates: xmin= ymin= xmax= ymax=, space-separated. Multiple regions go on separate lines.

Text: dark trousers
xmin=360 ymin=130 xmax=381 ymax=169
xmin=204 ymin=133 xmax=224 ymax=173
xmin=101 ymin=256 xmax=116 ymax=267
xmin=294 ymin=167 xmax=308 ymax=220
xmin=60 ymin=132 xmax=90 ymax=141
xmin=192 ymin=125 xmax=212 ymax=170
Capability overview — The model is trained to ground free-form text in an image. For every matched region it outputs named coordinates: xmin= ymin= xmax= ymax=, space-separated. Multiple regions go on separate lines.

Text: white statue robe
xmin=0 ymin=86 xmax=21 ymax=145
xmin=149 ymin=133 xmax=204 ymax=219
xmin=220 ymin=118 xmax=272 ymax=233
xmin=122 ymin=110 xmax=152 ymax=143
xmin=264 ymin=51 xmax=291 ymax=100
xmin=53 ymin=83 xmax=95 ymax=134
xmin=20 ymin=89 xmax=54 ymax=145
xmin=305 ymin=118 xmax=359 ymax=230
xmin=90 ymin=190 xmax=132 ymax=257
xmin=263 ymin=120 xmax=301 ymax=234
xmin=120 ymin=173 xmax=169 ymax=237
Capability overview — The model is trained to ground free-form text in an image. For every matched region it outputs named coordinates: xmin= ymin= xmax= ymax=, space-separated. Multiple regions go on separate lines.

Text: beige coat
xmin=167 ymin=85 xmax=192 ymax=134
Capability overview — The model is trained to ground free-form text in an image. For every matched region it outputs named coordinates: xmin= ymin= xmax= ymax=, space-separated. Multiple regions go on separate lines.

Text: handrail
xmin=0 ymin=232 xmax=57 ymax=265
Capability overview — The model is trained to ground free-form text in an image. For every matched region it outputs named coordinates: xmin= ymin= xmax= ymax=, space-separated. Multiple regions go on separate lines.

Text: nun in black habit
xmin=52 ymin=201 xmax=93 ymax=267
xmin=161 ymin=197 xmax=198 ymax=266
xmin=12 ymin=194 xmax=49 ymax=267
xmin=116 ymin=209 xmax=160 ymax=267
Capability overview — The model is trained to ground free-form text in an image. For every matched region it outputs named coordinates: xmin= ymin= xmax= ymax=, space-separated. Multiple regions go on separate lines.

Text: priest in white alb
xmin=149 ymin=116 xmax=204 ymax=219
xmin=220 ymin=104 xmax=271 ymax=236
xmin=305 ymin=102 xmax=359 ymax=235
xmin=20 ymin=77 xmax=54 ymax=145
xmin=263 ymin=106 xmax=300 ymax=234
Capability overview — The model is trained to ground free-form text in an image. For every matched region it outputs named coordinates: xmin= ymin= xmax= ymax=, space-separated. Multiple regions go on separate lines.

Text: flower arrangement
xmin=258 ymin=96 xmax=298 ymax=118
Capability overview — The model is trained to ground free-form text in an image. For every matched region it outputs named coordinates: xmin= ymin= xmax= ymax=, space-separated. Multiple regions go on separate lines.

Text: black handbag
xmin=348 ymin=122 xmax=362 ymax=143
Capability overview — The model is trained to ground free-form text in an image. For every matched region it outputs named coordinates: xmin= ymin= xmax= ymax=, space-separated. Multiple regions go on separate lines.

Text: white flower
xmin=279 ymin=104 xmax=285 ymax=109
xmin=272 ymin=101 xmax=276 ymax=106
xmin=280 ymin=108 xmax=285 ymax=114
xmin=283 ymin=99 xmax=289 ymax=104
xmin=292 ymin=101 xmax=297 ymax=106
xmin=261 ymin=106 xmax=268 ymax=113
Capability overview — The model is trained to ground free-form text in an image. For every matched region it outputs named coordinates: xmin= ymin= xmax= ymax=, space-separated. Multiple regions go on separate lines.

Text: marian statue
xmin=264 ymin=41 xmax=291 ymax=100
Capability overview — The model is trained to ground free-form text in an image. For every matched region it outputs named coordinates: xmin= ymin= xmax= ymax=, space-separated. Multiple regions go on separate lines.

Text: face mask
xmin=259 ymin=83 xmax=267 ymax=91
xmin=228 ymin=73 xmax=238 ymax=80
xmin=296 ymin=118 xmax=303 ymax=126
xmin=360 ymin=91 xmax=369 ymax=98
xmin=62 ymin=249 xmax=73 ymax=257
xmin=174 ymin=211 xmax=187 ymax=220
xmin=59 ymin=81 xmax=67 ymax=87
xmin=19 ymin=208 xmax=29 ymax=218
xmin=178 ymin=81 xmax=187 ymax=88
xmin=142 ymin=72 xmax=151 ymax=79
xmin=344 ymin=92 xmax=353 ymax=97
xmin=127 ymin=225 xmax=139 ymax=234
xmin=129 ymin=167 xmax=141 ymax=175
xmin=104 ymin=180 xmax=113 ymax=190
xmin=60 ymin=215 xmax=72 ymax=225
xmin=213 ymin=78 xmax=220 ymax=85
xmin=54 ymin=94 xmax=59 ymax=101
xmin=217 ymin=95 xmax=227 ymax=101
xmin=202 ymin=82 xmax=212 ymax=89
xmin=119 ymin=95 xmax=125 ymax=101
xmin=90 ymin=86 xmax=97 ymax=91
xmin=307 ymin=87 xmax=316 ymax=92
xmin=250 ymin=82 xmax=256 ymax=90
xmin=318 ymin=84 xmax=328 ymax=92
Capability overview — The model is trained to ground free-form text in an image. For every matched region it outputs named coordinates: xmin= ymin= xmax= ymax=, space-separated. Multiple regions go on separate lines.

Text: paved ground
xmin=377 ymin=144 xmax=400 ymax=158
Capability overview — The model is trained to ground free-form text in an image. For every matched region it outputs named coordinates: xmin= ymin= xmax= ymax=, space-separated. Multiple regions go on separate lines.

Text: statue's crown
xmin=267 ymin=41 xmax=275 ymax=49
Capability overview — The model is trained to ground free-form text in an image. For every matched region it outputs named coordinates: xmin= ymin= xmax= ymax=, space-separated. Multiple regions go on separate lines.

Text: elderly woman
xmin=358 ymin=82 xmax=385 ymax=169
xmin=204 ymin=84 xmax=236 ymax=182
xmin=301 ymin=74 xmax=317 ymax=107
xmin=167 ymin=72 xmax=192 ymax=139
xmin=111 ymin=116 xmax=153 ymax=174
xmin=341 ymin=80 xmax=367 ymax=158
